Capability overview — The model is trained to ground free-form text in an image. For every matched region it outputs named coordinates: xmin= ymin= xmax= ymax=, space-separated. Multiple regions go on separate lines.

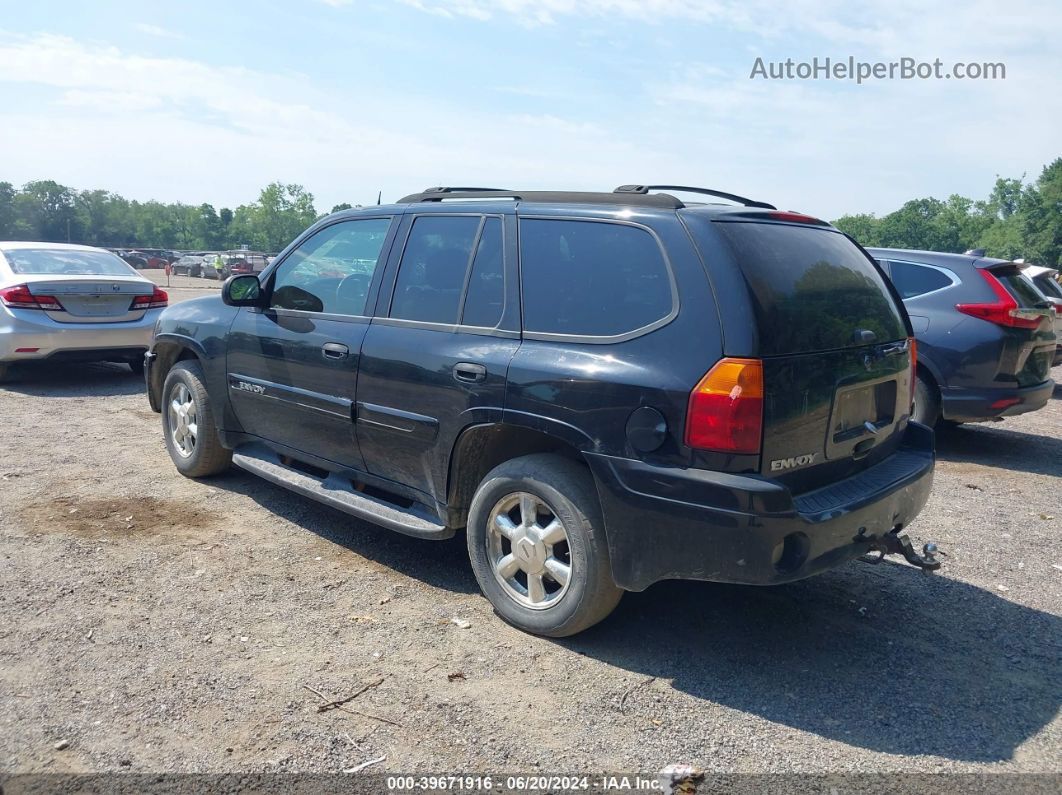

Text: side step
xmin=231 ymin=445 xmax=453 ymax=540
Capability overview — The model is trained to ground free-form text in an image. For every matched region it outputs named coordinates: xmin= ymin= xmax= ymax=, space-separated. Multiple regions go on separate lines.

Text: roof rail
xmin=398 ymin=189 xmax=685 ymax=208
xmin=420 ymin=186 xmax=512 ymax=194
xmin=614 ymin=184 xmax=776 ymax=210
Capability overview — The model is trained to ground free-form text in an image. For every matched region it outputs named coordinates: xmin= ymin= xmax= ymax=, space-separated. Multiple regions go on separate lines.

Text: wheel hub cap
xmin=486 ymin=492 xmax=572 ymax=610
xmin=167 ymin=383 xmax=198 ymax=458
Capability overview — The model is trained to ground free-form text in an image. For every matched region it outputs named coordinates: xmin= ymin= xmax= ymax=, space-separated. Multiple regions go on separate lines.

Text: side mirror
xmin=222 ymin=274 xmax=263 ymax=307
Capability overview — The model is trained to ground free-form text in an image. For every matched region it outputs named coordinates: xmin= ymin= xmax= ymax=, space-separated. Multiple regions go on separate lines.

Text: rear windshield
xmin=995 ymin=269 xmax=1049 ymax=307
xmin=1033 ymin=274 xmax=1062 ymax=300
xmin=712 ymin=222 xmax=907 ymax=355
xmin=2 ymin=248 xmax=138 ymax=277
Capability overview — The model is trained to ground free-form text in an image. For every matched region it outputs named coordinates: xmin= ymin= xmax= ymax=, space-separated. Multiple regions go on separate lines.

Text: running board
xmin=231 ymin=445 xmax=452 ymax=540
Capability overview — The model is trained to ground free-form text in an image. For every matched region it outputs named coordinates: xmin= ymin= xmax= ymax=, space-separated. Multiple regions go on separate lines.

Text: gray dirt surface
xmin=0 ymin=285 xmax=1059 ymax=777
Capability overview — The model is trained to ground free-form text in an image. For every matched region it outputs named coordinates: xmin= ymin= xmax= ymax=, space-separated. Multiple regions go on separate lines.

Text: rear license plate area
xmin=827 ymin=378 xmax=897 ymax=456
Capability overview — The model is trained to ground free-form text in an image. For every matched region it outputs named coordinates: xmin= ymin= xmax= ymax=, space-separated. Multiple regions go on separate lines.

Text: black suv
xmin=145 ymin=186 xmax=937 ymax=636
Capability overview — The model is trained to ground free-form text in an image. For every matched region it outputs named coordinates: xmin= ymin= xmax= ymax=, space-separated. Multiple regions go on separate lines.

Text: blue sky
xmin=0 ymin=0 xmax=1059 ymax=219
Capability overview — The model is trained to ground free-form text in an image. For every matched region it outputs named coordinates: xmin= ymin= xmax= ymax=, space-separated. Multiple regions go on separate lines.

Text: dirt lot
xmin=0 ymin=284 xmax=1059 ymax=778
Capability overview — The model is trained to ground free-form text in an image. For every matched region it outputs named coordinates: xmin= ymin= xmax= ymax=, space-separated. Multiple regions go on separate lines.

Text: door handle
xmin=322 ymin=342 xmax=349 ymax=359
xmin=453 ymin=362 xmax=487 ymax=383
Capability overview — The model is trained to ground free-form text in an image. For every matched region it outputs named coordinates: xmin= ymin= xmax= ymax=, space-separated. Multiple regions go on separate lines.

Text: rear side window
xmin=391 ymin=216 xmax=480 ymax=324
xmin=712 ymin=222 xmax=907 ymax=355
xmin=461 ymin=217 xmax=504 ymax=328
xmin=888 ymin=260 xmax=954 ymax=298
xmin=519 ymin=219 xmax=674 ymax=337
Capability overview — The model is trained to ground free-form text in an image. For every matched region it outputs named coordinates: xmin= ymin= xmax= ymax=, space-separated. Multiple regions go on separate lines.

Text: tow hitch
xmin=860 ymin=530 xmax=942 ymax=572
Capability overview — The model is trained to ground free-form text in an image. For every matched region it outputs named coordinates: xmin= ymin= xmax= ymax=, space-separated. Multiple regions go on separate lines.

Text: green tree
xmin=0 ymin=181 xmax=16 ymax=239
xmin=18 ymin=180 xmax=79 ymax=242
xmin=330 ymin=202 xmax=353 ymax=213
xmin=833 ymin=213 xmax=881 ymax=246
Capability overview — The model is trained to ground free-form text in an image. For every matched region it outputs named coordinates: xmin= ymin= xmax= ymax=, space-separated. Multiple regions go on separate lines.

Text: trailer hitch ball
xmin=860 ymin=533 xmax=944 ymax=572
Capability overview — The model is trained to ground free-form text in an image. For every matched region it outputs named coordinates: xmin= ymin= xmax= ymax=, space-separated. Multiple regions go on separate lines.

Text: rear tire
xmin=912 ymin=373 xmax=940 ymax=426
xmin=161 ymin=360 xmax=232 ymax=477
xmin=0 ymin=363 xmax=9 ymax=383
xmin=466 ymin=454 xmax=623 ymax=637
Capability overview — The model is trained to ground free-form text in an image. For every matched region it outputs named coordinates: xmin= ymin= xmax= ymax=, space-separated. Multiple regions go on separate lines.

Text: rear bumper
xmin=586 ymin=423 xmax=935 ymax=592
xmin=0 ymin=310 xmax=156 ymax=361
xmin=940 ymin=378 xmax=1054 ymax=422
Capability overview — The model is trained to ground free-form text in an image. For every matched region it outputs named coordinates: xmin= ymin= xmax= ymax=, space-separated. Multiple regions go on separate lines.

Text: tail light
xmin=130 ymin=287 xmax=169 ymax=310
xmin=685 ymin=357 xmax=764 ymax=454
xmin=0 ymin=284 xmax=64 ymax=311
xmin=956 ymin=270 xmax=1043 ymax=329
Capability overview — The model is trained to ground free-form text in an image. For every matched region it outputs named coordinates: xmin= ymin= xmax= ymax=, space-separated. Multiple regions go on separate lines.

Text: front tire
xmin=161 ymin=360 xmax=232 ymax=477
xmin=466 ymin=454 xmax=623 ymax=637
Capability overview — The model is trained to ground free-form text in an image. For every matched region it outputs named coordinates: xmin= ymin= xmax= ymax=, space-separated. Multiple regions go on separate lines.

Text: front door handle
xmin=322 ymin=342 xmax=349 ymax=359
xmin=453 ymin=362 xmax=487 ymax=383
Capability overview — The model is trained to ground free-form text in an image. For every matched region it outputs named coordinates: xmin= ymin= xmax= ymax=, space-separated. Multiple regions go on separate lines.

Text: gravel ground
xmin=0 ymin=288 xmax=1059 ymax=779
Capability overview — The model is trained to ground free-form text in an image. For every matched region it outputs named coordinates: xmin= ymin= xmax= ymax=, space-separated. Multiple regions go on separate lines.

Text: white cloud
xmin=132 ymin=23 xmax=185 ymax=40
xmin=395 ymin=0 xmax=1061 ymax=59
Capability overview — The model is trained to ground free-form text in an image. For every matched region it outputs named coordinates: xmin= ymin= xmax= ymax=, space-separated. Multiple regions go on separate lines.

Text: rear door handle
xmin=322 ymin=342 xmax=349 ymax=359
xmin=453 ymin=362 xmax=487 ymax=383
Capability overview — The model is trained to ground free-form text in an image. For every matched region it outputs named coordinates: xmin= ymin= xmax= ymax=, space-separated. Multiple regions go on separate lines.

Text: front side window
xmin=390 ymin=216 xmax=481 ymax=324
xmin=889 ymin=260 xmax=954 ymax=299
xmin=270 ymin=218 xmax=392 ymax=315
xmin=519 ymin=219 xmax=674 ymax=337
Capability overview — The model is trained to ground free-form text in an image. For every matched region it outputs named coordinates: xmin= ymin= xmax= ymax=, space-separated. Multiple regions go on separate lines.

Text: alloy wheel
xmin=486 ymin=492 xmax=573 ymax=610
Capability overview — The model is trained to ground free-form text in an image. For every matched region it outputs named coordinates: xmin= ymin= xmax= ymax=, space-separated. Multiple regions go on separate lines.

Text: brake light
xmin=685 ymin=358 xmax=764 ymax=454
xmin=769 ymin=211 xmax=827 ymax=225
xmin=130 ymin=287 xmax=169 ymax=310
xmin=956 ymin=270 xmax=1043 ymax=329
xmin=0 ymin=284 xmax=64 ymax=311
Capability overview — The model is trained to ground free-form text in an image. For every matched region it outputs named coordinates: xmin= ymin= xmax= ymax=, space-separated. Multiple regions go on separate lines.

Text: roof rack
xmin=420 ymin=186 xmax=512 ymax=194
xmin=398 ymin=188 xmax=685 ymax=208
xmin=614 ymin=184 xmax=776 ymax=210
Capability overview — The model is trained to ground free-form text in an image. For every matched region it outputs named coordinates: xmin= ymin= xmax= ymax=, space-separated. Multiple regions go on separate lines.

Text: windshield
xmin=2 ymin=248 xmax=139 ymax=277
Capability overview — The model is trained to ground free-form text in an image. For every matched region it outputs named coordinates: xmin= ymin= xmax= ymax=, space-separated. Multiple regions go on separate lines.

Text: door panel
xmin=354 ymin=324 xmax=518 ymax=501
xmin=224 ymin=216 xmax=397 ymax=469
xmin=226 ymin=310 xmax=368 ymax=468
xmin=353 ymin=210 xmax=519 ymax=503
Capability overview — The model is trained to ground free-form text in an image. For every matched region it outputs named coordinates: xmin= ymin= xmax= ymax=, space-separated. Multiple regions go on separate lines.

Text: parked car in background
xmin=198 ymin=253 xmax=226 ymax=279
xmin=0 ymin=242 xmax=168 ymax=382
xmin=868 ymin=248 xmax=1056 ymax=426
xmin=118 ymin=250 xmax=149 ymax=269
xmin=171 ymin=254 xmax=205 ymax=278
xmin=1020 ymin=264 xmax=1062 ymax=365
xmin=225 ymin=251 xmax=270 ymax=276
xmin=145 ymin=185 xmax=938 ymax=637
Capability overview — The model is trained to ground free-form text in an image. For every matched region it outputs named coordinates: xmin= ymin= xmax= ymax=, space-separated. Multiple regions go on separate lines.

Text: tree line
xmin=833 ymin=157 xmax=1061 ymax=266
xmin=1 ymin=158 xmax=1059 ymax=263
xmin=0 ymin=180 xmax=357 ymax=254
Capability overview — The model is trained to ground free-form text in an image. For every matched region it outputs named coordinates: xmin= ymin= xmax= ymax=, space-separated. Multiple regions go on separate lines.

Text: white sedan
xmin=0 ymin=242 xmax=168 ymax=382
